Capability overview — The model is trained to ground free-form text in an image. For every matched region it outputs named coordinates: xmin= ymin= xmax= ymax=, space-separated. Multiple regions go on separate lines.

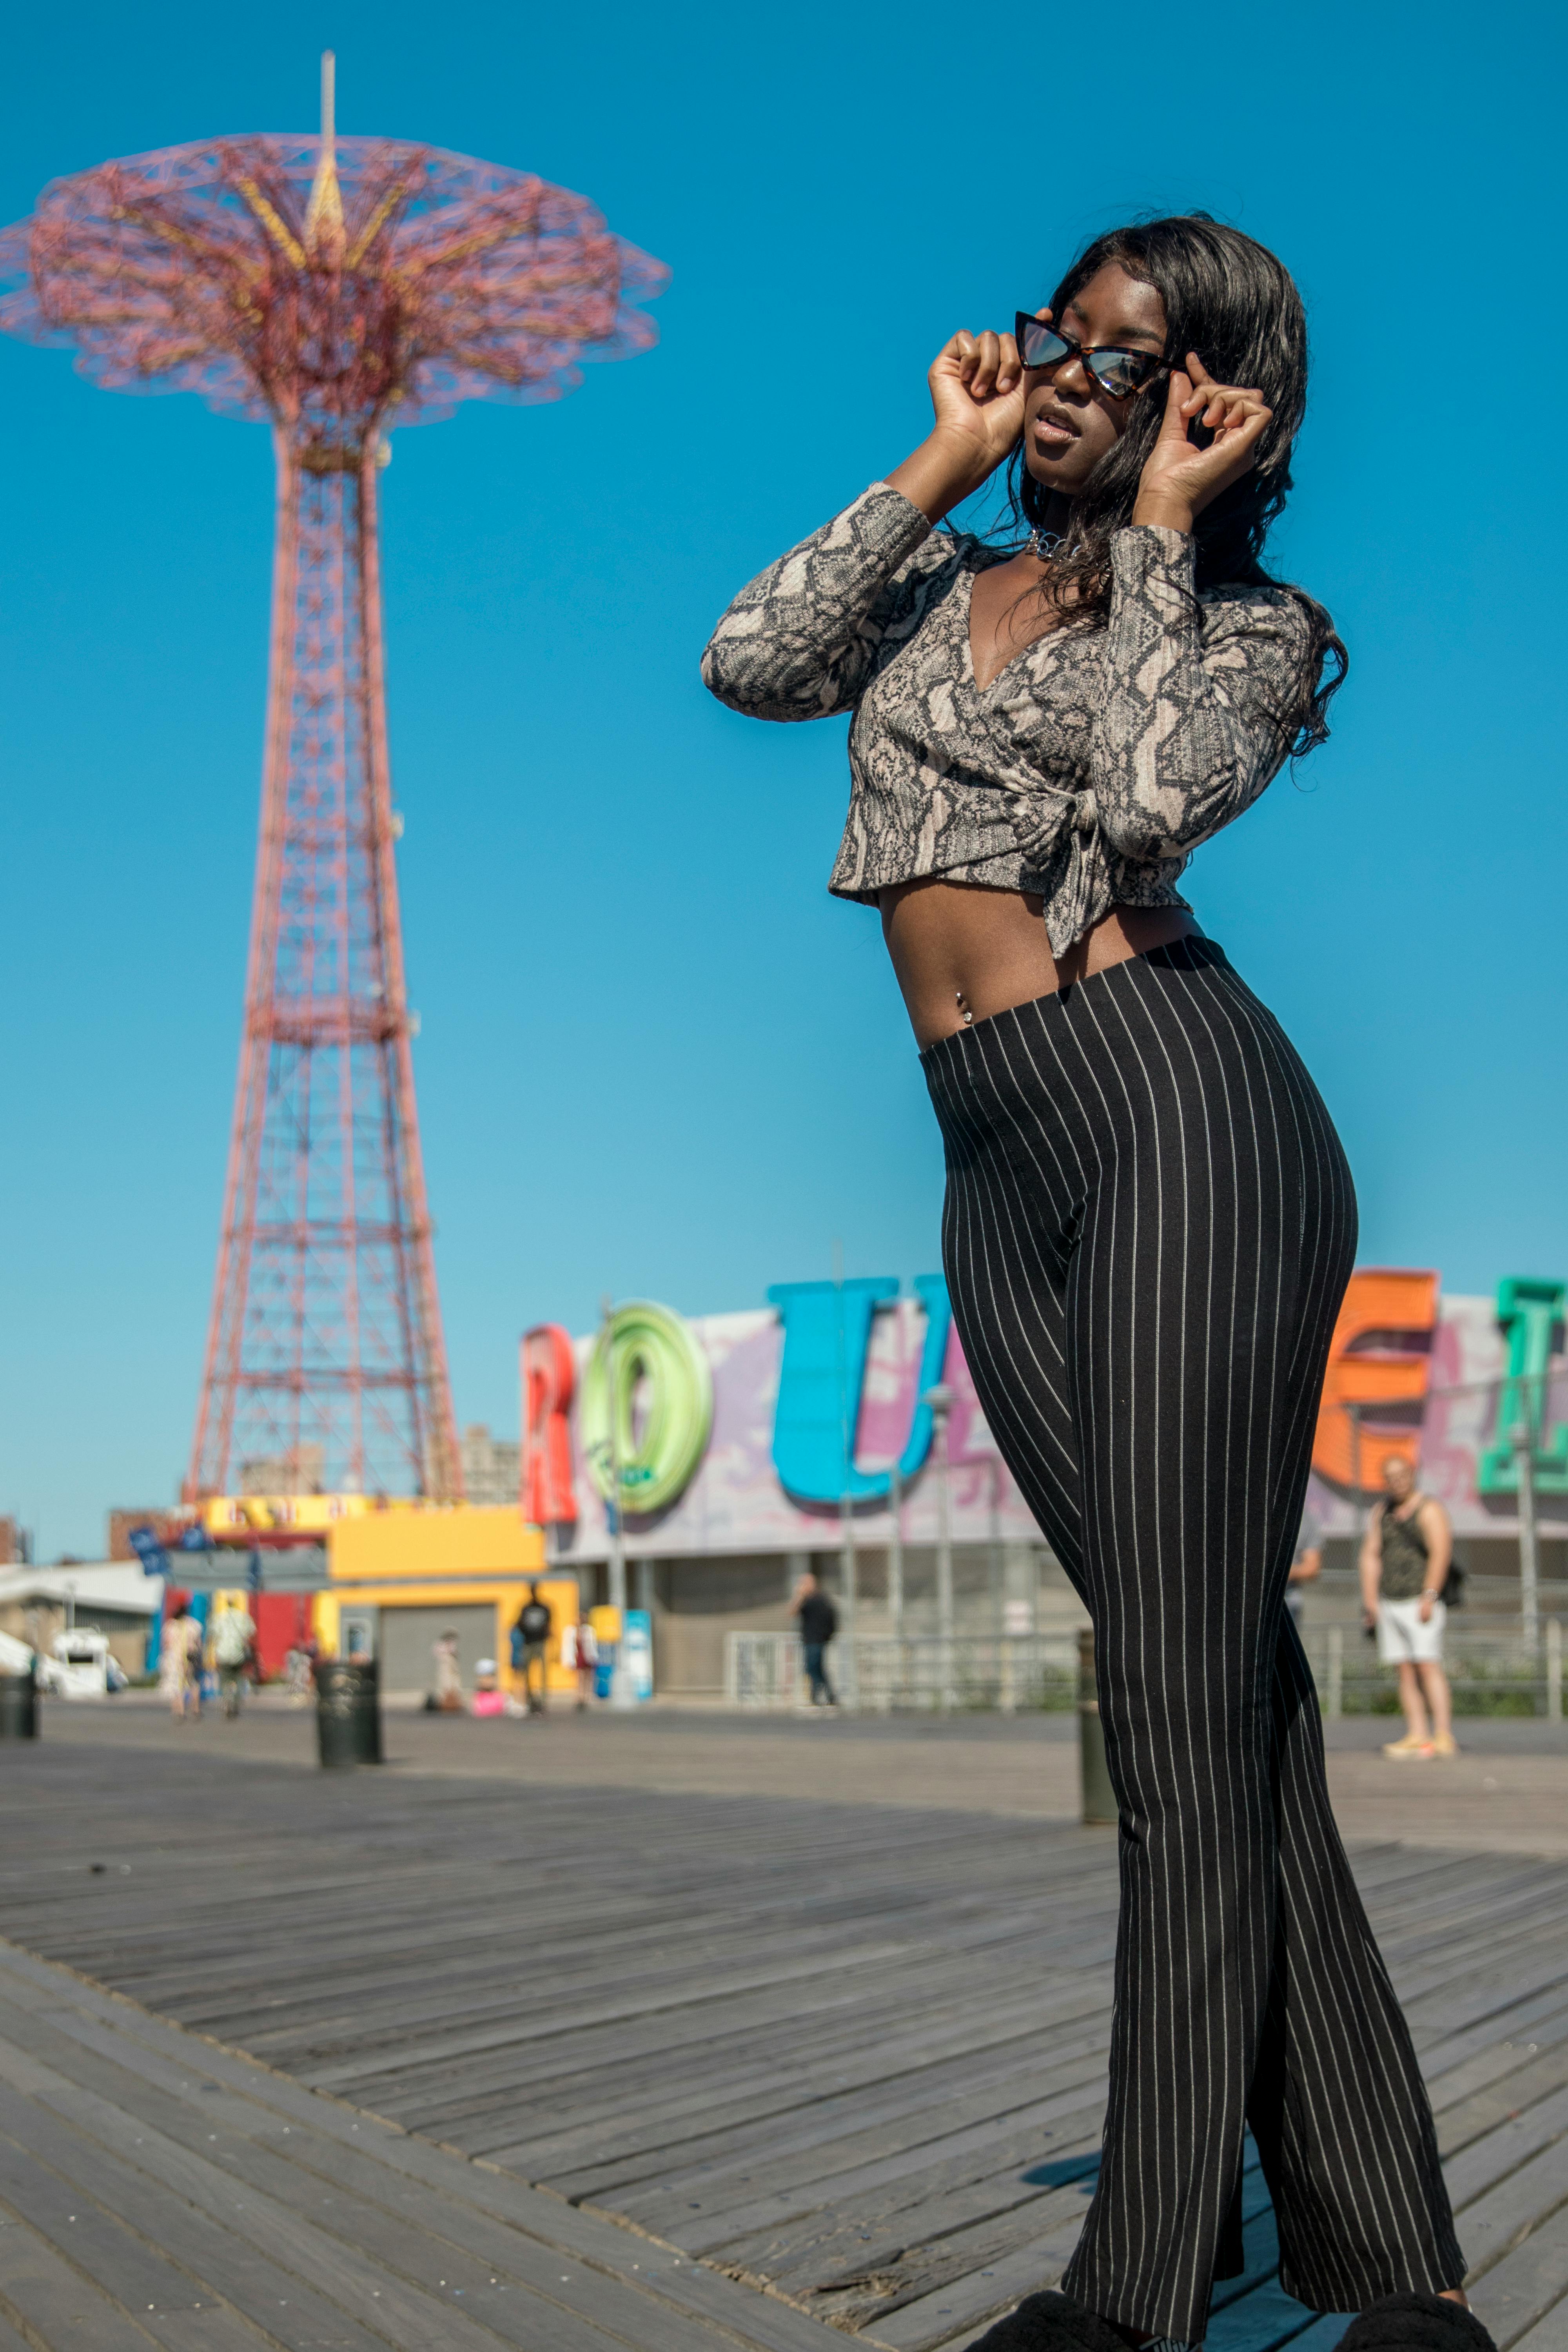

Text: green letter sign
xmin=1477 ymin=1276 xmax=1568 ymax=1497
xmin=580 ymin=1299 xmax=714 ymax=1517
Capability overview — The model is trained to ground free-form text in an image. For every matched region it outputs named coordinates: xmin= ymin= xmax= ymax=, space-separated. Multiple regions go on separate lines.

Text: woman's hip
xmin=924 ymin=935 xmax=1352 ymax=1227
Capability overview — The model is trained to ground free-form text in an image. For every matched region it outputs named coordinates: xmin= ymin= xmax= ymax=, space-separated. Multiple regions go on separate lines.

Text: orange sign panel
xmin=1313 ymin=1268 xmax=1439 ymax=1491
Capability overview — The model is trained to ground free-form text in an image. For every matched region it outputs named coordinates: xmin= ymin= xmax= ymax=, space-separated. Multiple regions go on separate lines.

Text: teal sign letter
xmin=1477 ymin=1276 xmax=1568 ymax=1496
xmin=767 ymin=1275 xmax=952 ymax=1504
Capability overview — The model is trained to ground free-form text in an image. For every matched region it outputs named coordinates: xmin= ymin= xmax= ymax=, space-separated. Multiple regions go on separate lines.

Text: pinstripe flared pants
xmin=922 ymin=938 xmax=1463 ymax=2345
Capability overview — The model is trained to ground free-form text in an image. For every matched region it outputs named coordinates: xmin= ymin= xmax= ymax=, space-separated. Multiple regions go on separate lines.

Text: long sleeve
xmin=701 ymin=483 xmax=940 ymax=722
xmin=1087 ymin=526 xmax=1314 ymax=862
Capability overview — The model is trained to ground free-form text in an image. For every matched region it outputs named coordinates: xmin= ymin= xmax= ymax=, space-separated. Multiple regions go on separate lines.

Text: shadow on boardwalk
xmin=0 ymin=1714 xmax=1566 ymax=2351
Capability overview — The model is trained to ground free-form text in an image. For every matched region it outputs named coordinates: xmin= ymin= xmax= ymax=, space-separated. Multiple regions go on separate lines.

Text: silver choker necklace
xmin=1027 ymin=528 xmax=1071 ymax=563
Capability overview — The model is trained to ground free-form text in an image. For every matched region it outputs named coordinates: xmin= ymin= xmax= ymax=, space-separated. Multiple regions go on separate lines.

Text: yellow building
xmin=325 ymin=1507 xmax=580 ymax=1701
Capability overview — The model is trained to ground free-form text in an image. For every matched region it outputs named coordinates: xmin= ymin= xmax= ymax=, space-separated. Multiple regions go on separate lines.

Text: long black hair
xmin=1003 ymin=214 xmax=1345 ymax=756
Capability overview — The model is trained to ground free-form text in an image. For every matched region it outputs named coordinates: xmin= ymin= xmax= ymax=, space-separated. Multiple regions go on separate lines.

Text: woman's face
xmin=1022 ymin=263 xmax=1169 ymax=496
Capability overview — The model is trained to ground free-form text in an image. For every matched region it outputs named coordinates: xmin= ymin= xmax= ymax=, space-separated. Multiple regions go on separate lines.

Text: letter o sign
xmin=580 ymin=1300 xmax=713 ymax=1517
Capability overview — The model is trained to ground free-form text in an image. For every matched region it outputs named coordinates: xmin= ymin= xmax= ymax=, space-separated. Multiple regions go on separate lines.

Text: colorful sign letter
xmin=1477 ymin=1277 xmax=1568 ymax=1496
xmin=579 ymin=1301 xmax=714 ymax=1517
xmin=521 ymin=1323 xmax=579 ymax=1525
xmin=767 ymin=1274 xmax=952 ymax=1505
xmin=1313 ymin=1268 xmax=1439 ymax=1492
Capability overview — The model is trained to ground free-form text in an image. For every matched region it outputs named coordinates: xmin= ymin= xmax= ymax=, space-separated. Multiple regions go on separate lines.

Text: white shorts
xmin=1377 ymin=1595 xmax=1446 ymax=1664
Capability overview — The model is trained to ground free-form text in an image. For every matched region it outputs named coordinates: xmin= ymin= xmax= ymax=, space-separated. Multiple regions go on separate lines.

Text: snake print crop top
xmin=700 ymin=482 xmax=1316 ymax=956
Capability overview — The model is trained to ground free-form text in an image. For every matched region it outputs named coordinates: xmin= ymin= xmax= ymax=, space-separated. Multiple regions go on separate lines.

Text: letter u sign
xmin=766 ymin=1275 xmax=952 ymax=1506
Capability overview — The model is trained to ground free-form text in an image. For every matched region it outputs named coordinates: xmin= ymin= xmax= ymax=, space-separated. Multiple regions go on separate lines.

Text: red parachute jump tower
xmin=0 ymin=59 xmax=667 ymax=1501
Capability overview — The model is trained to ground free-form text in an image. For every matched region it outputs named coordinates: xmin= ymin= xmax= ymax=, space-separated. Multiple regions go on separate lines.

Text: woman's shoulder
xmin=893 ymin=515 xmax=995 ymax=585
xmin=1195 ymin=572 xmax=1321 ymax=650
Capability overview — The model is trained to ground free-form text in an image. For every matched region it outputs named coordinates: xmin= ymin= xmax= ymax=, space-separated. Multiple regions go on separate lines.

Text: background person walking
xmin=432 ymin=1629 xmax=463 ymax=1713
xmin=183 ymin=1609 xmax=207 ymax=1717
xmin=513 ymin=1585 xmax=553 ymax=1714
xmin=793 ymin=1568 xmax=838 ymax=1708
xmin=212 ymin=1603 xmax=254 ymax=1719
xmin=158 ymin=1597 xmax=194 ymax=1719
xmin=561 ymin=1615 xmax=597 ymax=1711
xmin=1361 ymin=1455 xmax=1457 ymax=1759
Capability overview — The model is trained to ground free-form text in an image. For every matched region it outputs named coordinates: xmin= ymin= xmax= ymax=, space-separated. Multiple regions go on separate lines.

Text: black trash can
xmin=1077 ymin=1628 xmax=1116 ymax=1826
xmin=0 ymin=1671 xmax=38 ymax=1740
xmin=315 ymin=1659 xmax=382 ymax=1768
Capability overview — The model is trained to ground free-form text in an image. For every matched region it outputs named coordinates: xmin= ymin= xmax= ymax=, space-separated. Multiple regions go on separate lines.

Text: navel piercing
xmin=956 ymin=989 xmax=974 ymax=1028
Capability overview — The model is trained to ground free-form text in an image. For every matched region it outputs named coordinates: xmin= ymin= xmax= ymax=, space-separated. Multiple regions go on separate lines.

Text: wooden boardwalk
xmin=2 ymin=1721 xmax=1567 ymax=2352
xmin=0 ymin=1938 xmax=836 ymax=2352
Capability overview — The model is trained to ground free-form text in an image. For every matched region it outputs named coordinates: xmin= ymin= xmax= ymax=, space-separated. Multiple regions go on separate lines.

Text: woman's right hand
xmin=887 ymin=327 xmax=1025 ymax=525
xmin=927 ymin=327 xmax=1026 ymax=475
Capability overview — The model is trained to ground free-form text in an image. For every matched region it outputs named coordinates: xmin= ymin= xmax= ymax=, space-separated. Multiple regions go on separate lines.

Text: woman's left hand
xmin=1132 ymin=354 xmax=1271 ymax=534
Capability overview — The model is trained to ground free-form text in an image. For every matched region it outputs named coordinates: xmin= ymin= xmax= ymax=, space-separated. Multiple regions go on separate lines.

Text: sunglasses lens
xmin=1020 ymin=322 xmax=1071 ymax=369
xmin=1091 ymin=350 xmax=1155 ymax=396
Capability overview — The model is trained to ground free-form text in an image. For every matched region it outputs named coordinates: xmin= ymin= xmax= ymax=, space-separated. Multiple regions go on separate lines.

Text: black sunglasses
xmin=1014 ymin=313 xmax=1166 ymax=399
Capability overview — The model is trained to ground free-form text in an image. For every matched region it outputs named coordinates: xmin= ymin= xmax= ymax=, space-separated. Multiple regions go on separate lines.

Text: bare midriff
xmin=880 ymin=878 xmax=1199 ymax=1051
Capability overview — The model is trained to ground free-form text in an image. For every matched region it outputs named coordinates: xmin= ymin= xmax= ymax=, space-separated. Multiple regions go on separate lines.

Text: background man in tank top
xmin=1360 ymin=1455 xmax=1457 ymax=1759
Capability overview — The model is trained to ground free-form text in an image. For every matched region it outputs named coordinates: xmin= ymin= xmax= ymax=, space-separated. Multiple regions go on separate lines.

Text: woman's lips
xmin=1032 ymin=412 xmax=1077 ymax=449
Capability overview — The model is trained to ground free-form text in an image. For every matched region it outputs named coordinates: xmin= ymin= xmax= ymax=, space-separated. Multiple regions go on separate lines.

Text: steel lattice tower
xmin=0 ymin=59 xmax=666 ymax=1501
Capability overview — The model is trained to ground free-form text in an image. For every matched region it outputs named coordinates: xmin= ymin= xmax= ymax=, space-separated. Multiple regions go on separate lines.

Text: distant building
xmin=238 ymin=1445 xmax=327 ymax=1495
xmin=0 ymin=1562 xmax=162 ymax=1679
xmin=107 ymin=1509 xmax=181 ymax=1562
xmin=459 ymin=1424 xmax=520 ymax=1509
xmin=0 ymin=1516 xmax=24 ymax=1566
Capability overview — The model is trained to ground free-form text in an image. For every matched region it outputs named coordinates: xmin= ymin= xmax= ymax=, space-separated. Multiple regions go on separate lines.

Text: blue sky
xmin=0 ymin=0 xmax=1561 ymax=1556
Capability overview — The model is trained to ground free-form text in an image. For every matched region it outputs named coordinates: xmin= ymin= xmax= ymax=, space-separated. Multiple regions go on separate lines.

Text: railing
xmin=1306 ymin=1618 xmax=1564 ymax=1719
xmin=726 ymin=1630 xmax=1079 ymax=1714
xmin=726 ymin=1621 xmax=1566 ymax=1719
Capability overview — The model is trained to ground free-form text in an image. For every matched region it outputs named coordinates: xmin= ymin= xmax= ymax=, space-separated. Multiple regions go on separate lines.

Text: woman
xmin=432 ymin=1628 xmax=463 ymax=1712
xmin=561 ymin=1613 xmax=599 ymax=1711
xmin=158 ymin=1598 xmax=194 ymax=1720
xmin=703 ymin=218 xmax=1478 ymax=2352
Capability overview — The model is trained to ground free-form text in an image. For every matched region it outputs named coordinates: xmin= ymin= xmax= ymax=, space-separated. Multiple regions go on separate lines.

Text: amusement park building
xmin=498 ymin=1267 xmax=1568 ymax=1693
xmin=146 ymin=1264 xmax=1568 ymax=1702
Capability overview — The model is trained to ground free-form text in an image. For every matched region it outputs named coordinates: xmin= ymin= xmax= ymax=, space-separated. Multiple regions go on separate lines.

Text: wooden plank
xmin=0 ymin=2209 xmax=160 ymax=2352
xmin=563 ymin=2036 xmax=1109 ymax=2216
xmin=0 ymin=2074 xmax=646 ymax=2352
xmin=1469 ymin=2207 xmax=1568 ymax=2349
xmin=0 ymin=2296 xmax=37 ymax=2352
xmin=1429 ymin=2009 xmax=1568 ymax=2128
xmin=0 ymin=2123 xmax=276 ymax=2352
xmin=1454 ymin=2137 xmax=1568 ymax=2283
xmin=1420 ymin=1989 xmax=1568 ymax=2087
xmin=0 ymin=1964 xmax=846 ymax=2352
xmin=1509 ymin=2286 xmax=1568 ymax=2352
xmin=1443 ymin=2085 xmax=1568 ymax=2211
xmin=1441 ymin=2048 xmax=1568 ymax=2163
xmin=865 ymin=2210 xmax=1088 ymax=2352
xmin=0 ymin=2026 xmax=692 ymax=2352
xmin=748 ymin=2160 xmax=1104 ymax=2324
xmin=482 ymin=2010 xmax=1076 ymax=2180
xmin=649 ymin=2083 xmax=1108 ymax=2259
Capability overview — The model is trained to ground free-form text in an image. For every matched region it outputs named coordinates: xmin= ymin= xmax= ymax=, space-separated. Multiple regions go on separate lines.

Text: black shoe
xmin=969 ymin=2291 xmax=1131 ymax=2352
xmin=1338 ymin=2294 xmax=1495 ymax=2352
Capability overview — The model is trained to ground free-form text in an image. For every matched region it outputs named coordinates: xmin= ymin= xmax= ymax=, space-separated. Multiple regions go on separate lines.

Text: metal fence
xmin=727 ymin=1621 xmax=1566 ymax=1719
xmin=1304 ymin=1619 xmax=1564 ymax=1719
xmin=726 ymin=1630 xmax=1079 ymax=1714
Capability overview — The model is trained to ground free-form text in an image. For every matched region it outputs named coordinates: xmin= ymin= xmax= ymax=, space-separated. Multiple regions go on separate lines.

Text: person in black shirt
xmin=792 ymin=1568 xmax=838 ymax=1707
xmin=513 ymin=1584 xmax=552 ymax=1715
